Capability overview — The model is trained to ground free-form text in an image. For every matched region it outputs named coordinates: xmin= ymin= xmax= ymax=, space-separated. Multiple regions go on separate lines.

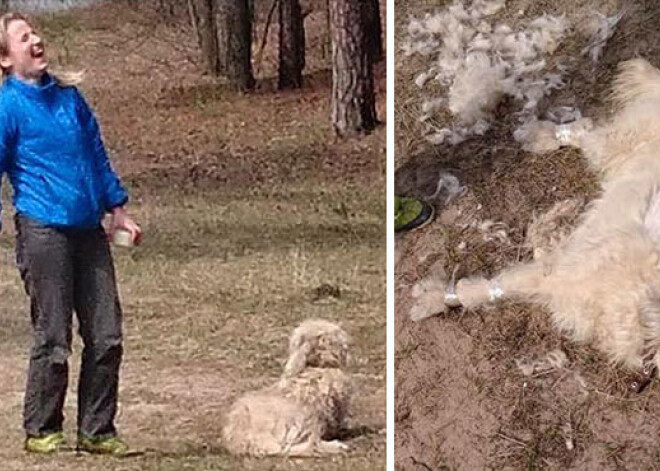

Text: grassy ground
xmin=0 ymin=1 xmax=386 ymax=470
xmin=395 ymin=0 xmax=660 ymax=470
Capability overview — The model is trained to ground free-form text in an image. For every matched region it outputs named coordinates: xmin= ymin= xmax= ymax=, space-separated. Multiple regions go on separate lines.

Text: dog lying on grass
xmin=222 ymin=319 xmax=351 ymax=457
xmin=411 ymin=58 xmax=660 ymax=375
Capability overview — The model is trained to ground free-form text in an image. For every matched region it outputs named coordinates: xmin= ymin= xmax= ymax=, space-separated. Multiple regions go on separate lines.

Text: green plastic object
xmin=395 ymin=196 xmax=435 ymax=233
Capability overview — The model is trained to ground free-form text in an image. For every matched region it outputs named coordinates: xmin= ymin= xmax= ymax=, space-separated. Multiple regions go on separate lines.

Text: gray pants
xmin=16 ymin=216 xmax=123 ymax=439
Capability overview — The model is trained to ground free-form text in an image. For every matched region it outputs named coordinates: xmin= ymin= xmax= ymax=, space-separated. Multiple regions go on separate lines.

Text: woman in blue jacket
xmin=0 ymin=13 xmax=141 ymax=455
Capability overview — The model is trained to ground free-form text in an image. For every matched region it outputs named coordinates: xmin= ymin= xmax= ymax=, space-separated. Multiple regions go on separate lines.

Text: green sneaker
xmin=77 ymin=435 xmax=128 ymax=456
xmin=395 ymin=196 xmax=435 ymax=233
xmin=25 ymin=432 xmax=66 ymax=454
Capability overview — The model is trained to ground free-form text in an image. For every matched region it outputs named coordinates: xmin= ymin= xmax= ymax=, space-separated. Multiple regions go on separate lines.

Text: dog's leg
xmin=515 ymin=118 xmax=593 ymax=154
xmin=409 ymin=276 xmax=448 ymax=322
xmin=454 ymin=260 xmax=551 ymax=310
xmin=285 ymin=441 xmax=317 ymax=457
xmin=286 ymin=439 xmax=349 ymax=457
xmin=527 ymin=199 xmax=582 ymax=260
xmin=315 ymin=440 xmax=350 ymax=454
xmin=410 ymin=260 xmax=551 ymax=319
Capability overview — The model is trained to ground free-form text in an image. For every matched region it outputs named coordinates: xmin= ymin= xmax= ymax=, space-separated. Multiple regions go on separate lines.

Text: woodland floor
xmin=0 ymin=1 xmax=386 ymax=470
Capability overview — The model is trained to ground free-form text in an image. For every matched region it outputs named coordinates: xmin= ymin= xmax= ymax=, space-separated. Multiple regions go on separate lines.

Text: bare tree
xmin=157 ymin=0 xmax=176 ymax=18
xmin=189 ymin=0 xmax=219 ymax=74
xmin=215 ymin=0 xmax=255 ymax=90
xmin=189 ymin=0 xmax=255 ymax=90
xmin=364 ymin=0 xmax=383 ymax=63
xmin=329 ymin=0 xmax=377 ymax=136
xmin=278 ymin=0 xmax=305 ymax=89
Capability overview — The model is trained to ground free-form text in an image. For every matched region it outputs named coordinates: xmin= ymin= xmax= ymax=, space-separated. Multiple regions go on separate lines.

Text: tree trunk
xmin=215 ymin=0 xmax=255 ymax=90
xmin=188 ymin=0 xmax=219 ymax=74
xmin=278 ymin=0 xmax=305 ymax=89
xmin=322 ymin=0 xmax=331 ymax=62
xmin=364 ymin=0 xmax=383 ymax=63
xmin=157 ymin=0 xmax=177 ymax=18
xmin=329 ymin=0 xmax=377 ymax=136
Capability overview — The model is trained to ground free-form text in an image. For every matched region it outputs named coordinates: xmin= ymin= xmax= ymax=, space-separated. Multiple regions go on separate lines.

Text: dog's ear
xmin=282 ymin=340 xmax=312 ymax=378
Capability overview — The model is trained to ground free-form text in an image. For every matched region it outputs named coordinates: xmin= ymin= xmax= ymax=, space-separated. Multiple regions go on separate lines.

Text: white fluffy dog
xmin=222 ymin=319 xmax=351 ymax=457
xmin=411 ymin=58 xmax=660 ymax=375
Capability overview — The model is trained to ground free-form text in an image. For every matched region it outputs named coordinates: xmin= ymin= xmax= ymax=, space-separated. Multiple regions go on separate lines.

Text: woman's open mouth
xmin=30 ymin=45 xmax=45 ymax=59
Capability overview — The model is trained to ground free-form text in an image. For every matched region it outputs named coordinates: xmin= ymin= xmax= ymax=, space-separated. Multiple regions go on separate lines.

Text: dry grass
xmin=0 ymin=1 xmax=385 ymax=470
xmin=396 ymin=0 xmax=660 ymax=470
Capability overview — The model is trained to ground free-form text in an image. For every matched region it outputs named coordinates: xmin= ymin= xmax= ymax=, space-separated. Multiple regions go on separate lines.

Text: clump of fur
xmin=222 ymin=319 xmax=351 ymax=457
xmin=579 ymin=11 xmax=625 ymax=63
xmin=403 ymin=0 xmax=570 ymax=144
xmin=405 ymin=1 xmax=624 ymax=147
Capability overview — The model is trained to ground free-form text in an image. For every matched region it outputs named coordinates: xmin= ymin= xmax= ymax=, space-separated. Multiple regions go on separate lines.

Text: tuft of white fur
xmin=222 ymin=319 xmax=351 ymax=457
xmin=434 ymin=173 xmax=465 ymax=204
xmin=472 ymin=0 xmax=505 ymax=17
xmin=449 ymin=52 xmax=506 ymax=124
xmin=426 ymin=119 xmax=490 ymax=145
xmin=546 ymin=106 xmax=583 ymax=124
xmin=513 ymin=119 xmax=562 ymax=153
xmin=580 ymin=11 xmax=625 ymax=63
xmin=411 ymin=58 xmax=660 ymax=373
xmin=478 ymin=220 xmax=509 ymax=243
xmin=516 ymin=349 xmax=569 ymax=376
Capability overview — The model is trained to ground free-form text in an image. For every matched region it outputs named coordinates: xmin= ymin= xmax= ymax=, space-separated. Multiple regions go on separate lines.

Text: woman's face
xmin=1 ymin=19 xmax=48 ymax=82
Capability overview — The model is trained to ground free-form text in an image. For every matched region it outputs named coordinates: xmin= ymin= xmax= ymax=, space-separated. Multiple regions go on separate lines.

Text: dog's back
xmin=279 ymin=367 xmax=351 ymax=438
xmin=222 ymin=392 xmax=322 ymax=456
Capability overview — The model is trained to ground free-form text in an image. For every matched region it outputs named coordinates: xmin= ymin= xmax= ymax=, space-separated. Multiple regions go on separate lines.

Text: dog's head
xmin=282 ymin=319 xmax=349 ymax=378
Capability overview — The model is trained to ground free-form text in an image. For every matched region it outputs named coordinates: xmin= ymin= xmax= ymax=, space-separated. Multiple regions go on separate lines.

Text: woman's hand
xmin=109 ymin=206 xmax=143 ymax=246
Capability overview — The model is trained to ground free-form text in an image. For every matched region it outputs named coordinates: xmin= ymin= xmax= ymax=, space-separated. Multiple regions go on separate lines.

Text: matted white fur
xmin=222 ymin=319 xmax=351 ymax=457
xmin=411 ymin=58 xmax=660 ymax=372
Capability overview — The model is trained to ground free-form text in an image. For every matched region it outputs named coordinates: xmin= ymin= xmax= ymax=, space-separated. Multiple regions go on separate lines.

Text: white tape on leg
xmin=488 ymin=279 xmax=504 ymax=302
xmin=555 ymin=124 xmax=573 ymax=146
xmin=444 ymin=281 xmax=462 ymax=307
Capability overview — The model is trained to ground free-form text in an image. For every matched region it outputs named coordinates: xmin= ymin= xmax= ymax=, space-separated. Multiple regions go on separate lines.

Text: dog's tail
xmin=611 ymin=58 xmax=660 ymax=109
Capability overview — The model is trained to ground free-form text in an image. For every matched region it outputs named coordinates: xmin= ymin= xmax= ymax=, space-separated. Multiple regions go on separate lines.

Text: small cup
xmin=112 ymin=229 xmax=134 ymax=248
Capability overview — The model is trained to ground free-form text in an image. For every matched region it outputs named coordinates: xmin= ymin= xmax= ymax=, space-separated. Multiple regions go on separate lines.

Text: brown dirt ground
xmin=395 ymin=0 xmax=660 ymax=470
xmin=0 ymin=1 xmax=386 ymax=470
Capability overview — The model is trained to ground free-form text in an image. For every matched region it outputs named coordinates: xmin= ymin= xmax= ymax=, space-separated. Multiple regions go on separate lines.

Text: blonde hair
xmin=0 ymin=12 xmax=83 ymax=87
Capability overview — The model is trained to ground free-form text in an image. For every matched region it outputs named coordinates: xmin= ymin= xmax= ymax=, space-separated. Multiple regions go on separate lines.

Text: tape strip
xmin=444 ymin=280 xmax=462 ymax=307
xmin=555 ymin=124 xmax=573 ymax=146
xmin=488 ymin=279 xmax=504 ymax=302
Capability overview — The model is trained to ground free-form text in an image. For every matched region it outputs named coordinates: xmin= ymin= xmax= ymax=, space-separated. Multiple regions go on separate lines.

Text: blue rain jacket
xmin=0 ymin=73 xmax=128 ymax=230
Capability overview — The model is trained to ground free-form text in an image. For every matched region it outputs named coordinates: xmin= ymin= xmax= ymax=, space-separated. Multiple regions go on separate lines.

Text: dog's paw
xmin=410 ymin=277 xmax=447 ymax=322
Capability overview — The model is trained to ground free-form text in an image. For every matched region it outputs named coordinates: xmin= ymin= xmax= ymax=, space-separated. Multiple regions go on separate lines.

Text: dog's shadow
xmin=336 ymin=425 xmax=381 ymax=441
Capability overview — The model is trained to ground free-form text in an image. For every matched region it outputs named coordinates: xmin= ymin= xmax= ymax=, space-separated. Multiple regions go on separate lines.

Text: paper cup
xmin=112 ymin=229 xmax=134 ymax=248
